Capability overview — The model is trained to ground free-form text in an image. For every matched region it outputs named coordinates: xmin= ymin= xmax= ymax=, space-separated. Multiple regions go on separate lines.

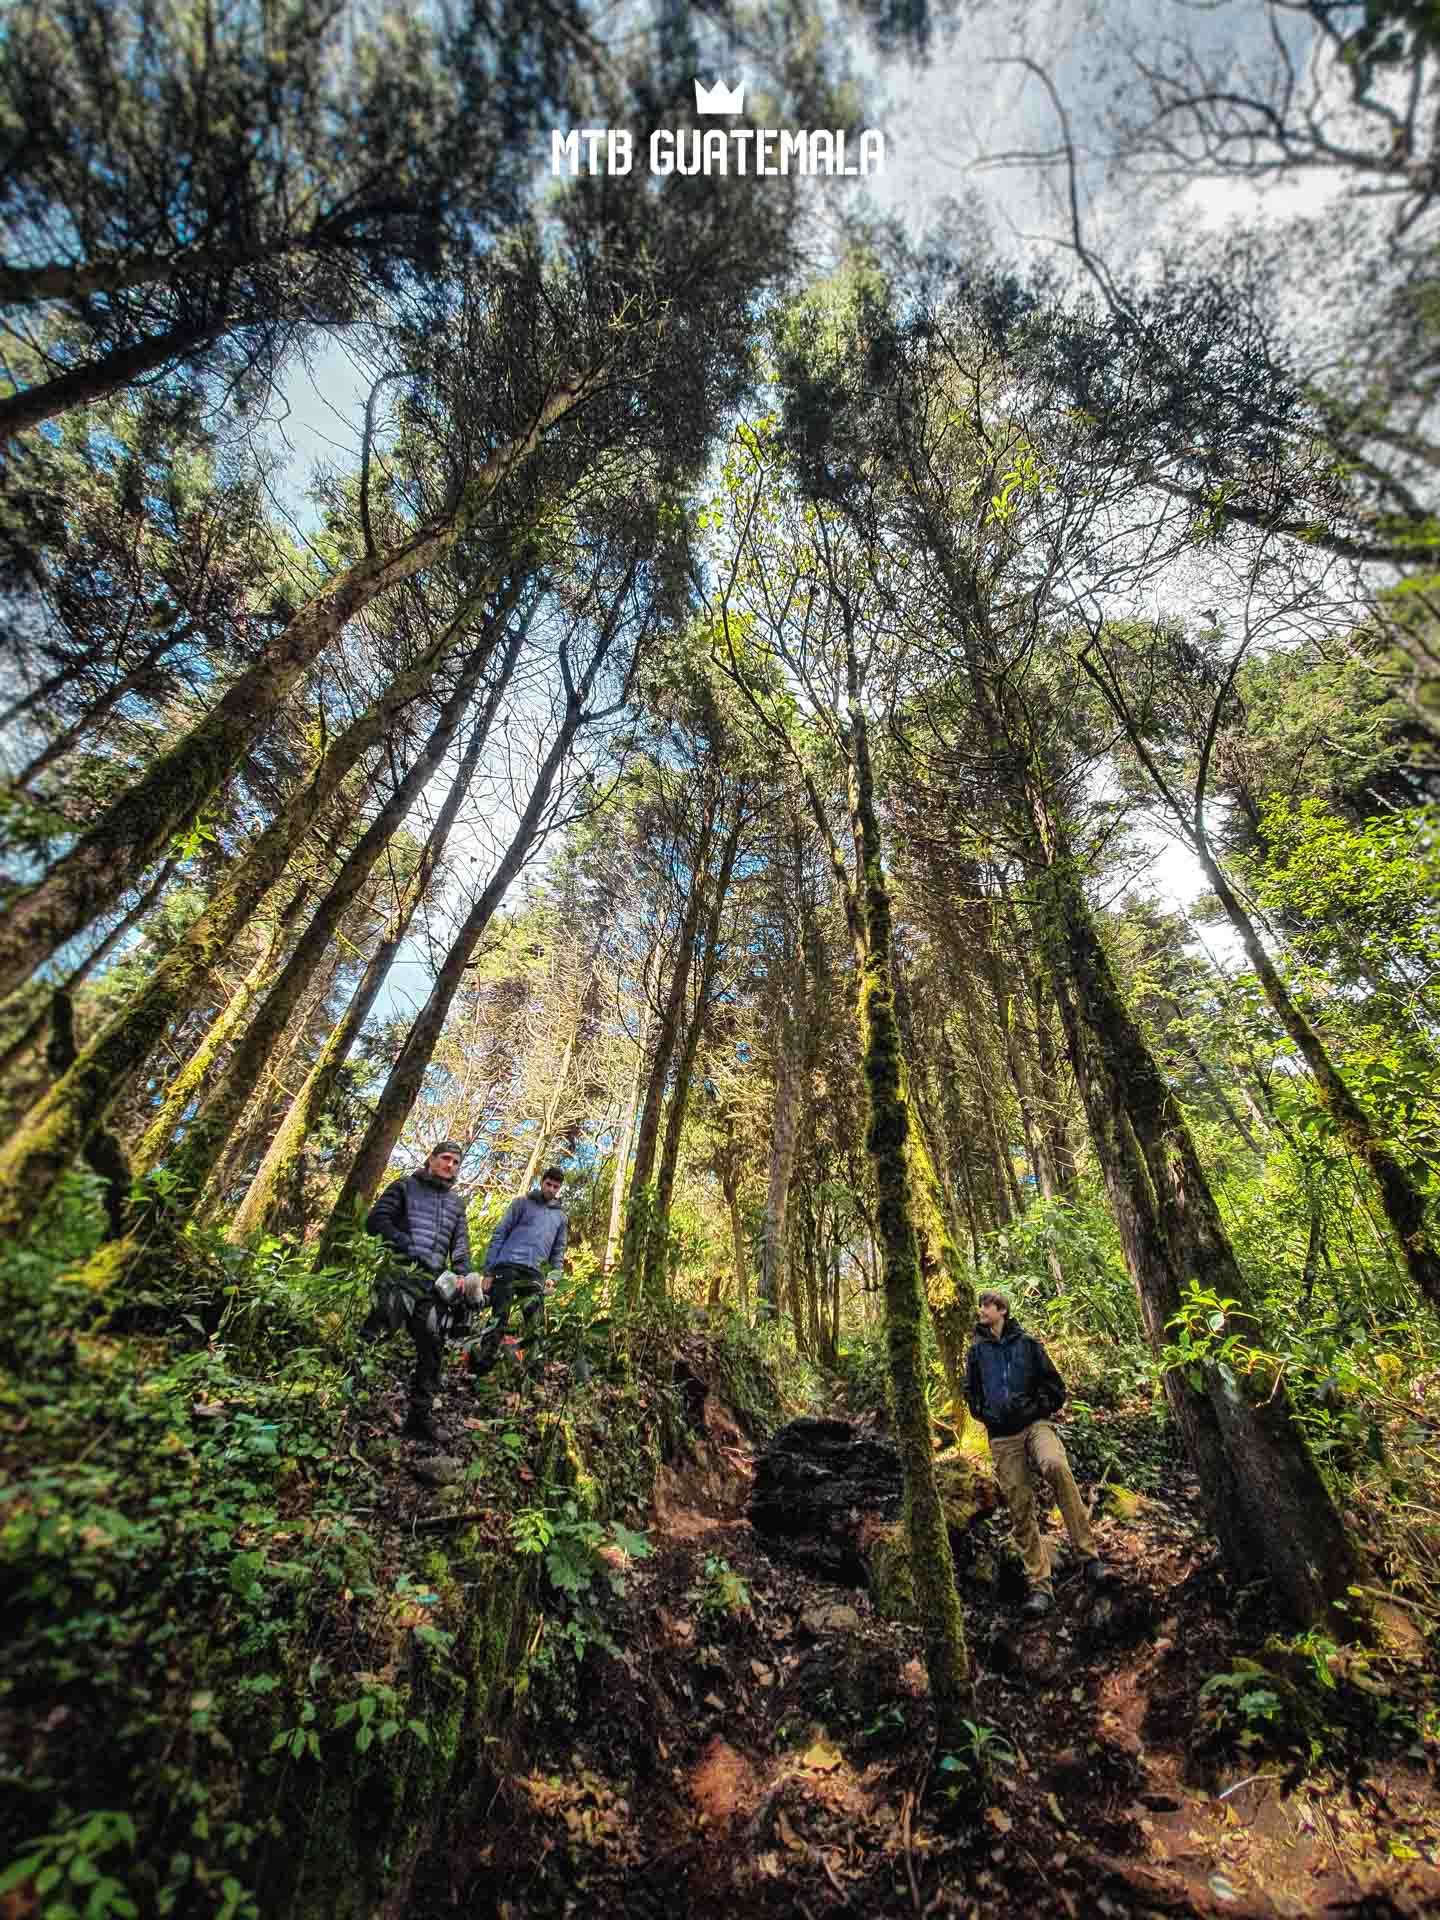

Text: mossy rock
xmin=867 ymin=1450 xmax=999 ymax=1624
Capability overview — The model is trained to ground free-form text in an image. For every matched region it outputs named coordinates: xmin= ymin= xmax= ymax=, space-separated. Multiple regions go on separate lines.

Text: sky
xmin=258 ymin=0 xmax=1356 ymax=961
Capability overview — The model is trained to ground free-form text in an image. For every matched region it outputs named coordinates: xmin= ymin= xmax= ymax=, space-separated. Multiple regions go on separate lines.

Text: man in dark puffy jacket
xmin=965 ymin=1288 xmax=1104 ymax=1617
xmin=364 ymin=1141 xmax=478 ymax=1444
xmin=470 ymin=1166 xmax=567 ymax=1375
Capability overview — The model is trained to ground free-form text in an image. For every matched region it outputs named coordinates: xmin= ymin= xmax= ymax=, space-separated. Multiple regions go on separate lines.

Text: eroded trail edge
xmin=407 ymin=1395 xmax=1440 ymax=1920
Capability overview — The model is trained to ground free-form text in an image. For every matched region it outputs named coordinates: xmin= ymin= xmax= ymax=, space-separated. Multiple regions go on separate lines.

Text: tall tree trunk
xmin=838 ymin=640 xmax=969 ymax=1742
xmin=0 ymin=319 xmax=223 ymax=446
xmin=234 ymin=692 xmax=497 ymax=1243
xmin=619 ymin=791 xmax=720 ymax=1301
xmin=1080 ymin=648 xmax=1440 ymax=1311
xmin=601 ymin=947 xmax=654 ymax=1276
xmin=0 ymin=582 xmax=501 ymax=1238
xmin=891 ymin=946 xmax=978 ymax=1399
xmin=757 ymin=1047 xmax=801 ymax=1315
xmin=642 ymin=805 xmax=746 ymax=1301
xmin=757 ymin=820 xmax=810 ymax=1315
xmin=721 ymin=1157 xmax=748 ymax=1311
xmin=200 ymin=930 xmax=352 ymax=1217
xmin=317 ymin=605 xmax=625 ymax=1257
xmin=1028 ymin=816 xmax=1357 ymax=1627
xmin=0 ymin=370 xmax=601 ymax=999
xmin=131 ymin=882 xmax=307 ymax=1174
xmin=161 ymin=602 xmax=524 ymax=1194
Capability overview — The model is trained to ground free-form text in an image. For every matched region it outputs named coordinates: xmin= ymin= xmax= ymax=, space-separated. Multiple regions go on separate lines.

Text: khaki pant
xmin=989 ymin=1421 xmax=1096 ymax=1590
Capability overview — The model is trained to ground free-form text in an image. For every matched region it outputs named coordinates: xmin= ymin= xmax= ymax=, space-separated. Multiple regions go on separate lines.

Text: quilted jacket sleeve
xmin=366 ymin=1180 xmax=411 ymax=1259
xmin=483 ymin=1198 xmax=522 ymax=1270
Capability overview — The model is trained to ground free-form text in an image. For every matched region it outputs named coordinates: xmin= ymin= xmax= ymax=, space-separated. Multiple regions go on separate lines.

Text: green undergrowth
xmin=0 ymin=1174 xmax=776 ymax=1919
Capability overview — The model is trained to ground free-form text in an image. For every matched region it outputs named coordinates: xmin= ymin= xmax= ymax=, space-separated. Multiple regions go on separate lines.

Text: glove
xmin=433 ymin=1270 xmax=461 ymax=1305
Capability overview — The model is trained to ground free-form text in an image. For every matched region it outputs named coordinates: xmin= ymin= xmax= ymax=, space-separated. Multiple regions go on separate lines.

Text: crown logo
xmin=695 ymin=77 xmax=744 ymax=114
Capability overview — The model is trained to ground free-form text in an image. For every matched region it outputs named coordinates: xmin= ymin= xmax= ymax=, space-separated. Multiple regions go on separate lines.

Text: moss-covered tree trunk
xmin=0 ymin=374 xmax=597 ymax=1000
xmin=721 ymin=1157 xmax=749 ymax=1311
xmin=840 ymin=647 xmax=970 ymax=1741
xmin=641 ymin=805 xmax=746 ymax=1301
xmin=1029 ymin=821 xmax=1358 ymax=1627
xmin=0 ymin=578 xmax=512 ymax=1237
xmin=131 ymin=883 xmax=309 ymax=1174
xmin=619 ymin=792 xmax=719 ymax=1304
xmin=757 ymin=821 xmax=811 ymax=1316
xmin=161 ymin=603 xmax=524 ymax=1200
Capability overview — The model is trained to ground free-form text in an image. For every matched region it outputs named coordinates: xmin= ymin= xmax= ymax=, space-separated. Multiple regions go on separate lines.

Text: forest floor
xmin=388 ymin=1361 xmax=1440 ymax=1920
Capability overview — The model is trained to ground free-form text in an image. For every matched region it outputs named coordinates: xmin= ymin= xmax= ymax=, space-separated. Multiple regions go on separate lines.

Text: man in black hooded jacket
xmin=965 ymin=1288 xmax=1104 ymax=1616
xmin=364 ymin=1141 xmax=477 ymax=1444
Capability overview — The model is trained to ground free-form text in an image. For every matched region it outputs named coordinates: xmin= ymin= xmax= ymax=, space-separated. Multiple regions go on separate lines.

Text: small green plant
xmin=1158 ymin=1285 xmax=1283 ymax=1395
xmin=332 ymin=1680 xmax=431 ymax=1755
xmin=1197 ymin=1659 xmax=1285 ymax=1748
xmin=0 ymin=1809 xmax=141 ymax=1919
xmin=937 ymin=1719 xmax=1017 ymax=1792
xmin=508 ymin=1502 xmax=651 ymax=1603
xmin=693 ymin=1553 xmax=751 ymax=1618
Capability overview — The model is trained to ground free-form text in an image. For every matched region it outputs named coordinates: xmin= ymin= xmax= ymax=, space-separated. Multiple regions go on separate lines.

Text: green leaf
xmin=0 ymin=1858 xmax=46 ymax=1896
xmin=355 ymin=1726 xmax=373 ymax=1754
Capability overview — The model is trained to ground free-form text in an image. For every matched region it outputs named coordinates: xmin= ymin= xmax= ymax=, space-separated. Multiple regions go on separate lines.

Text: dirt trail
xmin=406 ymin=1393 xmax=1440 ymax=1919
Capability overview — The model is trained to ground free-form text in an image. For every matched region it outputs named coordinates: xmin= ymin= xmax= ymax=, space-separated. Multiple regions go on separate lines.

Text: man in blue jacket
xmin=471 ymin=1166 xmax=568 ymax=1375
xmin=965 ymin=1288 xmax=1104 ymax=1617
xmin=364 ymin=1141 xmax=478 ymax=1444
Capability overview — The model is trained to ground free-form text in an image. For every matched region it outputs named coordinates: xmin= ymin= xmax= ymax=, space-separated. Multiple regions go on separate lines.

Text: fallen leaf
xmin=801 ymin=1739 xmax=843 ymax=1772
xmin=985 ymin=1808 xmax=1012 ymax=1834
xmin=750 ymin=1661 xmax=774 ymax=1684
xmin=192 ymin=1400 xmax=225 ymax=1418
xmin=1046 ymin=1792 xmax=1066 ymax=1824
xmin=703 ymin=1692 xmax=725 ymax=1710
xmin=777 ymin=1809 xmax=804 ymax=1851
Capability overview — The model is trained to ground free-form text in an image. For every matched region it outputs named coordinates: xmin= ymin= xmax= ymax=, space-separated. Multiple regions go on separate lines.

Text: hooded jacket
xmin=964 ymin=1315 xmax=1066 ymax=1439
xmin=366 ymin=1170 xmax=473 ymax=1277
xmin=483 ymin=1189 xmax=568 ymax=1276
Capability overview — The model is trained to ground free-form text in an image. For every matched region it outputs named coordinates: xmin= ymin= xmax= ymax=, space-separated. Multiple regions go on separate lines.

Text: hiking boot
xmin=1020 ymin=1586 xmax=1054 ymax=1619
xmin=401 ymin=1409 xmax=442 ymax=1448
xmin=1080 ymin=1555 xmax=1110 ymax=1585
